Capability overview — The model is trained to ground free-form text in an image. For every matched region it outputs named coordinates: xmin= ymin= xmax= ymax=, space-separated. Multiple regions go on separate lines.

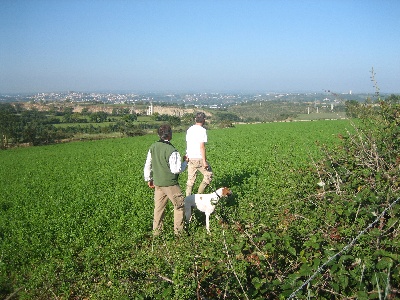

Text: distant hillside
xmin=227 ymin=100 xmax=347 ymax=122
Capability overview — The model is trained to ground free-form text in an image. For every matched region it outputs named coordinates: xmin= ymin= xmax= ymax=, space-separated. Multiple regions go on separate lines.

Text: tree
xmin=213 ymin=112 xmax=240 ymax=123
xmin=181 ymin=113 xmax=194 ymax=125
xmin=167 ymin=115 xmax=181 ymax=127
xmin=345 ymin=100 xmax=361 ymax=118
xmin=0 ymin=104 xmax=20 ymax=148
xmin=122 ymin=113 xmax=137 ymax=122
xmin=385 ymin=94 xmax=400 ymax=104
xmin=81 ymin=107 xmax=90 ymax=116
xmin=63 ymin=107 xmax=74 ymax=123
xmin=90 ymin=111 xmax=108 ymax=123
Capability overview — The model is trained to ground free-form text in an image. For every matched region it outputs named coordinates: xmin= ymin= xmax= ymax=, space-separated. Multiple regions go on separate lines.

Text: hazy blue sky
xmin=1 ymin=0 xmax=399 ymax=94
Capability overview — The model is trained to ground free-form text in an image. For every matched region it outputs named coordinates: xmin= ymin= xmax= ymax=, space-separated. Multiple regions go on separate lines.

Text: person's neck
xmin=159 ymin=139 xmax=171 ymax=143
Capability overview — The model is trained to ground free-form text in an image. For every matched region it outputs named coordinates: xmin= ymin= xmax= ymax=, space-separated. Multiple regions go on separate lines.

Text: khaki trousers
xmin=185 ymin=159 xmax=213 ymax=196
xmin=153 ymin=185 xmax=185 ymax=235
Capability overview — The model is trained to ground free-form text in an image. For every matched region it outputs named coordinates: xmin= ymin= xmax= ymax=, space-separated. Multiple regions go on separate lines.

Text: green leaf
xmin=288 ymin=247 xmax=296 ymax=256
xmin=375 ymin=257 xmax=393 ymax=270
xmin=356 ymin=290 xmax=368 ymax=299
xmin=339 ymin=274 xmax=349 ymax=289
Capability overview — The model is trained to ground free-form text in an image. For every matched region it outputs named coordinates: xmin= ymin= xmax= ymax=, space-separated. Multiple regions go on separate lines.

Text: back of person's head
xmin=158 ymin=124 xmax=172 ymax=140
xmin=195 ymin=112 xmax=206 ymax=123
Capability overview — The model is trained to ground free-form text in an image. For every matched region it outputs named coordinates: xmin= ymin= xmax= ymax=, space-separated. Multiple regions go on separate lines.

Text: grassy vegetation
xmin=1 ymin=116 xmax=398 ymax=299
xmin=295 ymin=112 xmax=347 ymax=120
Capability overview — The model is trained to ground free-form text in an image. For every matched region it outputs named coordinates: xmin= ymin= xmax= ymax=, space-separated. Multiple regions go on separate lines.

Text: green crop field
xmin=1 ymin=119 xmax=398 ymax=299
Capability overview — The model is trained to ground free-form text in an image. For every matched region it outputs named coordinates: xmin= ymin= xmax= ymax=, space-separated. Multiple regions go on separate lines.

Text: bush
xmin=283 ymin=96 xmax=400 ymax=298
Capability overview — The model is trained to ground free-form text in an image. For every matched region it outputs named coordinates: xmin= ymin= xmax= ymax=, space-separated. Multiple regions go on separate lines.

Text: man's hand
xmin=148 ymin=180 xmax=155 ymax=188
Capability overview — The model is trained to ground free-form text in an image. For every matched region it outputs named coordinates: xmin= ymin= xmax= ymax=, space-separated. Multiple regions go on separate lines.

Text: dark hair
xmin=158 ymin=124 xmax=172 ymax=140
xmin=195 ymin=112 xmax=206 ymax=123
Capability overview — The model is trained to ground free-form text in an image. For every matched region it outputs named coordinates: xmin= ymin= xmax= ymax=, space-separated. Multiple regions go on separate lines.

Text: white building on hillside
xmin=147 ymin=103 xmax=153 ymax=115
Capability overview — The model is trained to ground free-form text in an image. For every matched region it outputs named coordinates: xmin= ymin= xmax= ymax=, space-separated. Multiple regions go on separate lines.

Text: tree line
xmin=3 ymin=95 xmax=397 ymax=149
xmin=0 ymin=103 xmax=148 ymax=148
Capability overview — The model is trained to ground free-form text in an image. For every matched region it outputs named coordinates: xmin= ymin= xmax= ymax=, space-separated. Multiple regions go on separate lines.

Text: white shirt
xmin=143 ymin=149 xmax=187 ymax=182
xmin=186 ymin=124 xmax=207 ymax=159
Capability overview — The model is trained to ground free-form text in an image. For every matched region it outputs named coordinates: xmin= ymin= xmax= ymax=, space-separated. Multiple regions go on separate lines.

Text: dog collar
xmin=210 ymin=190 xmax=221 ymax=205
xmin=213 ymin=190 xmax=221 ymax=199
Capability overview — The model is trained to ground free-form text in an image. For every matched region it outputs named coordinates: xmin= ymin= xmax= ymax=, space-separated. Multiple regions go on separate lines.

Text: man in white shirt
xmin=185 ymin=112 xmax=213 ymax=196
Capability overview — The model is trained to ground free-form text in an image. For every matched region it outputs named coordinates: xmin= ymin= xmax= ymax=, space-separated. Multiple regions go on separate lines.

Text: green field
xmin=1 ymin=119 xmax=398 ymax=299
xmin=295 ymin=112 xmax=347 ymax=120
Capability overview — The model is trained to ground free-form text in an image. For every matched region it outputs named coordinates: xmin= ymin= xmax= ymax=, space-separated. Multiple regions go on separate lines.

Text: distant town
xmin=0 ymin=91 xmax=378 ymax=109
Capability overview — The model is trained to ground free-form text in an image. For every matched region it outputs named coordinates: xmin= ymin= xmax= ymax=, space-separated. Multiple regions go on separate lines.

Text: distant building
xmin=147 ymin=103 xmax=153 ymax=115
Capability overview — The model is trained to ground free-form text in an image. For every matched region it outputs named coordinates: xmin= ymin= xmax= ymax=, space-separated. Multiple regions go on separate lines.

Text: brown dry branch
xmin=157 ymin=274 xmax=174 ymax=283
xmin=222 ymin=229 xmax=249 ymax=300
xmin=286 ymin=197 xmax=399 ymax=300
xmin=4 ymin=287 xmax=24 ymax=300
xmin=242 ymin=227 xmax=283 ymax=283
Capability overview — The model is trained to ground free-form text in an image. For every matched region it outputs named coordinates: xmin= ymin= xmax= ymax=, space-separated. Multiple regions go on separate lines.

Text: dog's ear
xmin=222 ymin=187 xmax=231 ymax=196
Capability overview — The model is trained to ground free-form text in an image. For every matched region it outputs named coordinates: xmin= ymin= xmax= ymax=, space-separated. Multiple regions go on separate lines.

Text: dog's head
xmin=211 ymin=187 xmax=232 ymax=206
xmin=217 ymin=187 xmax=232 ymax=197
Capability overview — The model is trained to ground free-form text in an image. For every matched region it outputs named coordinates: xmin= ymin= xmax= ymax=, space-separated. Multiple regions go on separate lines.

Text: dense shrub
xmin=279 ymin=96 xmax=400 ymax=299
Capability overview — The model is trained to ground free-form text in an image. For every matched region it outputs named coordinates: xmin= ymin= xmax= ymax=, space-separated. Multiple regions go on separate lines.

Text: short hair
xmin=158 ymin=124 xmax=172 ymax=140
xmin=195 ymin=112 xmax=206 ymax=123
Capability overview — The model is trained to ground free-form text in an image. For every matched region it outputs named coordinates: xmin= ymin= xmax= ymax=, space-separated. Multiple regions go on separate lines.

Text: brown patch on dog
xmin=221 ymin=187 xmax=232 ymax=197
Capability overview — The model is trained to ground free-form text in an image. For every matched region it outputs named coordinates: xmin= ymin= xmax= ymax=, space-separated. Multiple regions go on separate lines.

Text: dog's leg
xmin=205 ymin=213 xmax=210 ymax=233
xmin=184 ymin=204 xmax=192 ymax=224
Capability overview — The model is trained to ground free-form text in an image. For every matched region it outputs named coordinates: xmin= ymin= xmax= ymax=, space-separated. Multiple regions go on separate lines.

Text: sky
xmin=1 ymin=0 xmax=399 ymax=94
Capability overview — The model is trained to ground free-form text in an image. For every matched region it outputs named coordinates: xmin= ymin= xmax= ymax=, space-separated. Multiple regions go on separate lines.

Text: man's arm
xmin=144 ymin=150 xmax=153 ymax=179
xmin=169 ymin=151 xmax=188 ymax=174
xmin=144 ymin=151 xmax=155 ymax=188
xmin=200 ymin=142 xmax=208 ymax=169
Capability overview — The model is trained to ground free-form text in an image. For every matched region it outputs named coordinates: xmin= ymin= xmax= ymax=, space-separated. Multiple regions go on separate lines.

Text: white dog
xmin=184 ymin=187 xmax=232 ymax=232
